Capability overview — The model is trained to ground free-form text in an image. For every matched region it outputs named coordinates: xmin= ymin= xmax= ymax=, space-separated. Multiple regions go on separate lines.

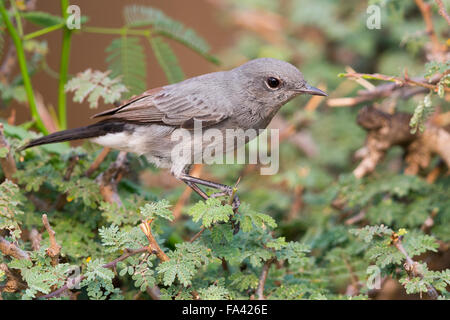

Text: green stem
xmin=83 ymin=26 xmax=150 ymax=37
xmin=9 ymin=0 xmax=23 ymax=36
xmin=23 ymin=23 xmax=65 ymax=41
xmin=0 ymin=1 xmax=48 ymax=134
xmin=58 ymin=0 xmax=72 ymax=130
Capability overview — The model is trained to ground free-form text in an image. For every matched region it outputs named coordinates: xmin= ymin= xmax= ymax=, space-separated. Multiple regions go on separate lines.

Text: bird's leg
xmin=179 ymin=174 xmax=240 ymax=210
xmin=182 ymin=180 xmax=209 ymax=200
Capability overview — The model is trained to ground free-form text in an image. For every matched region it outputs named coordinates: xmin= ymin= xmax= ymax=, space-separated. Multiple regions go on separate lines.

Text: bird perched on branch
xmin=20 ymin=58 xmax=326 ymax=208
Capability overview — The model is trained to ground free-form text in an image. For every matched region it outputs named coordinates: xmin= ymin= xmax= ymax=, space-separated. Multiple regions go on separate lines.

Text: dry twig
xmin=0 ymin=236 xmax=29 ymax=260
xmin=85 ymin=147 xmax=111 ymax=177
xmin=42 ymin=214 xmax=61 ymax=266
xmin=392 ymin=234 xmax=439 ymax=299
xmin=95 ymin=151 xmax=128 ymax=207
xmin=139 ymin=219 xmax=169 ymax=262
xmin=256 ymin=258 xmax=274 ymax=300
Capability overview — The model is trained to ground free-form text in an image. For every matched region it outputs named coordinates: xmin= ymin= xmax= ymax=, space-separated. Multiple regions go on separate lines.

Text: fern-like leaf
xmin=124 ymin=5 xmax=218 ymax=64
xmin=149 ymin=37 xmax=184 ymax=84
xmin=105 ymin=37 xmax=147 ymax=98
xmin=65 ymin=69 xmax=128 ymax=108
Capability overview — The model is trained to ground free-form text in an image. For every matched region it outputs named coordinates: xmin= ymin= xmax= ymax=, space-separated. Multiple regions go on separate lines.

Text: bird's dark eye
xmin=266 ymin=77 xmax=280 ymax=89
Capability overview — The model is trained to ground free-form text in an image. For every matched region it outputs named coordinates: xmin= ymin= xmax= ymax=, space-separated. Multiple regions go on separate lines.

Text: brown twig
xmin=189 ymin=227 xmax=206 ymax=243
xmin=342 ymin=254 xmax=361 ymax=296
xmin=95 ymin=151 xmax=128 ymax=207
xmin=85 ymin=147 xmax=111 ymax=177
xmin=415 ymin=0 xmax=444 ymax=57
xmin=139 ymin=220 xmax=169 ymax=262
xmin=421 ymin=208 xmax=439 ymax=234
xmin=340 ymin=72 xmax=449 ymax=93
xmin=345 ymin=210 xmax=367 ymax=225
xmin=435 ymin=0 xmax=450 ymax=25
xmin=392 ymin=235 xmax=439 ymax=299
xmin=146 ymin=286 xmax=161 ymax=300
xmin=256 ymin=258 xmax=274 ymax=300
xmin=29 ymin=228 xmax=42 ymax=251
xmin=0 ymin=123 xmax=17 ymax=182
xmin=286 ymin=185 xmax=303 ymax=222
xmin=42 ymin=214 xmax=61 ymax=266
xmin=0 ymin=236 xmax=30 ymax=260
xmin=353 ymin=106 xmax=450 ymax=178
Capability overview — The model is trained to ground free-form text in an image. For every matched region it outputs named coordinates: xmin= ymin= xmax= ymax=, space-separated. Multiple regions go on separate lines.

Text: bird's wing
xmin=92 ymin=86 xmax=230 ymax=129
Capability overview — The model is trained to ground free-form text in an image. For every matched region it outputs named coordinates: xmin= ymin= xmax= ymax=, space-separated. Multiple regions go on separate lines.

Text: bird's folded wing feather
xmin=92 ymin=87 xmax=230 ymax=129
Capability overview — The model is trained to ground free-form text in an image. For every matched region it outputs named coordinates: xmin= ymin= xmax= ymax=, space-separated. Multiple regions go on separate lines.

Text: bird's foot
xmin=210 ymin=186 xmax=240 ymax=211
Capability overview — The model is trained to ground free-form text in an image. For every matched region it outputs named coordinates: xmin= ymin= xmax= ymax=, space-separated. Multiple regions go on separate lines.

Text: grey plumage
xmin=21 ymin=58 xmax=326 ymax=178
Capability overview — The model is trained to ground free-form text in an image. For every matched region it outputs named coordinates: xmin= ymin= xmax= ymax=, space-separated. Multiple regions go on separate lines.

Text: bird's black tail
xmin=19 ymin=121 xmax=126 ymax=151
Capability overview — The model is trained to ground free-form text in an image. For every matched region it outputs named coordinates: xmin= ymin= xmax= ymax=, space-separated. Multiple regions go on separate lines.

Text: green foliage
xmin=65 ymin=69 xmax=128 ymax=108
xmin=149 ymin=37 xmax=185 ymax=84
xmin=198 ymin=284 xmax=230 ymax=300
xmin=236 ymin=203 xmax=277 ymax=232
xmin=124 ymin=5 xmax=218 ymax=63
xmin=106 ymin=37 xmax=147 ymax=98
xmin=140 ymin=199 xmax=174 ymax=222
xmin=188 ymin=198 xmax=234 ymax=228
xmin=409 ymin=92 xmax=433 ymax=134
xmin=21 ymin=11 xmax=64 ymax=27
xmin=0 ymin=180 xmax=24 ymax=240
xmin=157 ymin=242 xmax=211 ymax=287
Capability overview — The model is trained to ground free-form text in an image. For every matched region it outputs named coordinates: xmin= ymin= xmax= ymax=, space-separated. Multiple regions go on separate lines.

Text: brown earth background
xmin=1 ymin=0 xmax=235 ymax=129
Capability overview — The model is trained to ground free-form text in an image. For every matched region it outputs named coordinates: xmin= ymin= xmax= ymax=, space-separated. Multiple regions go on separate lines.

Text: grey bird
xmin=20 ymin=58 xmax=326 ymax=207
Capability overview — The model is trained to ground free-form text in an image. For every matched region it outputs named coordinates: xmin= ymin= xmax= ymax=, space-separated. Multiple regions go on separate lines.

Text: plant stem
xmin=83 ymin=26 xmax=150 ymax=37
xmin=0 ymin=1 xmax=48 ymax=134
xmin=9 ymin=0 xmax=23 ymax=36
xmin=57 ymin=0 xmax=72 ymax=130
xmin=23 ymin=23 xmax=65 ymax=41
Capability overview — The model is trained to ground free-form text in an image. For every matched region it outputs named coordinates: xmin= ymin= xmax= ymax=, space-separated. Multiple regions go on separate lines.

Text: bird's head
xmin=232 ymin=58 xmax=327 ymax=106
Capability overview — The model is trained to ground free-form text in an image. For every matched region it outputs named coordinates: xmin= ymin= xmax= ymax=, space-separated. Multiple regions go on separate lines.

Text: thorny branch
xmin=414 ymin=0 xmax=445 ymax=58
xmin=391 ymin=233 xmax=439 ymax=299
xmin=139 ymin=219 xmax=169 ymax=262
xmin=256 ymin=258 xmax=274 ymax=300
xmin=95 ymin=151 xmax=128 ymax=207
xmin=353 ymin=106 xmax=450 ymax=178
xmin=42 ymin=214 xmax=61 ymax=266
xmin=327 ymin=74 xmax=444 ymax=108
xmin=0 ymin=236 xmax=30 ymax=260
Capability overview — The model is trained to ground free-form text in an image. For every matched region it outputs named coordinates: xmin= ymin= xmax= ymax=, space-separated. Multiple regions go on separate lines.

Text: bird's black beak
xmin=298 ymin=84 xmax=328 ymax=96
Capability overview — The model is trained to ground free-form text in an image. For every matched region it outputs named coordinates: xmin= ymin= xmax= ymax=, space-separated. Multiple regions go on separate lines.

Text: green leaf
xmin=124 ymin=5 xmax=218 ymax=64
xmin=236 ymin=203 xmax=277 ymax=232
xmin=350 ymin=225 xmax=393 ymax=243
xmin=149 ymin=37 xmax=184 ymax=84
xmin=198 ymin=284 xmax=229 ymax=300
xmin=65 ymin=69 xmax=128 ymax=108
xmin=156 ymin=242 xmax=210 ymax=287
xmin=21 ymin=11 xmax=64 ymax=27
xmin=139 ymin=200 xmax=173 ymax=221
xmin=106 ymin=37 xmax=147 ymax=98
xmin=187 ymin=198 xmax=233 ymax=228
